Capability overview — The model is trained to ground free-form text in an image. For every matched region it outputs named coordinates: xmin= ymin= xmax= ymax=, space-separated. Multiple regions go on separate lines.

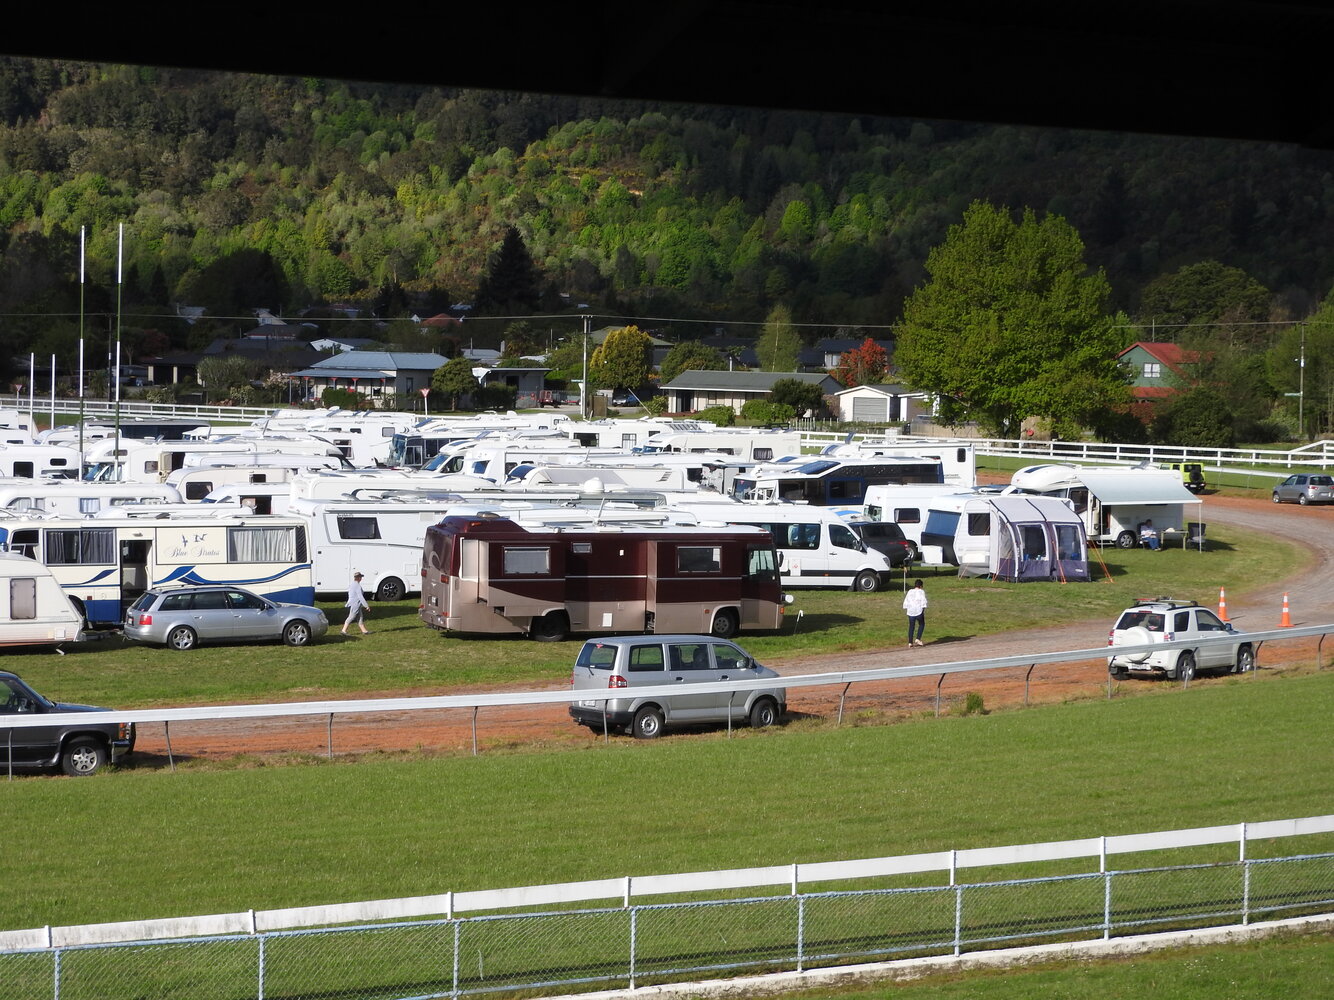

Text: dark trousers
xmin=907 ymin=614 xmax=925 ymax=643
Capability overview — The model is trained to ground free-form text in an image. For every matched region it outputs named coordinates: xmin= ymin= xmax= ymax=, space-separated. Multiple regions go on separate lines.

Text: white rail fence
xmin=5 ymin=626 xmax=1329 ymax=770
xmin=0 ymin=815 xmax=1329 ymax=1000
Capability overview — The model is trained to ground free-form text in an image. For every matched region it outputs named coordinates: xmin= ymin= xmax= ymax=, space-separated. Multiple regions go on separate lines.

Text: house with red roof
xmin=1117 ymin=341 xmax=1203 ymax=402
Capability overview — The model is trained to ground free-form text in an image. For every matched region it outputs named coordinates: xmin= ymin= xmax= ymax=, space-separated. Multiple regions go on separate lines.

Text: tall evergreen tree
xmin=474 ymin=225 xmax=542 ymax=315
xmin=756 ymin=304 xmax=802 ymax=371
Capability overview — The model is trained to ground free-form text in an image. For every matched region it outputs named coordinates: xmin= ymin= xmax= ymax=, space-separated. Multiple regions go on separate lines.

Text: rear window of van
xmin=577 ymin=642 xmax=618 ymax=670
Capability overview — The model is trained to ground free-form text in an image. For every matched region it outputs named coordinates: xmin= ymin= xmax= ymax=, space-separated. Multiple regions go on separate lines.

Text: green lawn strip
xmin=1 ymin=669 xmax=1328 ymax=931
xmin=786 ymin=930 xmax=1334 ymax=1000
xmin=9 ymin=521 xmax=1300 ymax=709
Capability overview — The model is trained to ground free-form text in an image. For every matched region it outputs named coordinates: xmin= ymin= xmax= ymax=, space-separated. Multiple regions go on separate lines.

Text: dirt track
xmin=129 ymin=493 xmax=1334 ymax=766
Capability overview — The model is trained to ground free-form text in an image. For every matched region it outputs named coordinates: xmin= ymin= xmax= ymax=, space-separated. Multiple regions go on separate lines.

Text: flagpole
xmin=79 ymin=226 xmax=86 ymax=477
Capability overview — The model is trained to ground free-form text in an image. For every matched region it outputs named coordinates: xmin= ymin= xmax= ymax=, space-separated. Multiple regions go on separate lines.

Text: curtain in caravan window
xmin=46 ymin=529 xmax=114 ymax=565
xmin=10 ymin=578 xmax=36 ymax=619
xmin=228 ymin=526 xmax=297 ymax=563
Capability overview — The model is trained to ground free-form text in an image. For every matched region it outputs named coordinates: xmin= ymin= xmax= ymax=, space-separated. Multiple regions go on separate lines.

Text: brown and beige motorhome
xmin=419 ymin=514 xmax=786 ymax=641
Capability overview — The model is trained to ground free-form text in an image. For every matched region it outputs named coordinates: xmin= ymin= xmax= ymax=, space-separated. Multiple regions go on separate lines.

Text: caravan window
xmin=1055 ymin=525 xmax=1083 ymax=560
xmin=9 ymin=578 xmax=36 ymax=619
xmin=967 ymin=513 xmax=990 ymax=536
xmin=79 ymin=498 xmax=99 ymax=514
xmin=46 ymin=528 xmax=115 ymax=565
xmin=502 ymin=547 xmax=551 ymax=575
xmin=745 ymin=544 xmax=778 ymax=582
xmin=1019 ymin=525 xmax=1047 ymax=559
xmin=227 ymin=526 xmax=301 ymax=563
xmin=185 ymin=482 xmax=213 ymax=500
xmin=677 ymin=546 xmax=722 ymax=573
xmin=894 ymin=507 xmax=921 ymax=524
xmin=337 ymin=516 xmax=382 ymax=540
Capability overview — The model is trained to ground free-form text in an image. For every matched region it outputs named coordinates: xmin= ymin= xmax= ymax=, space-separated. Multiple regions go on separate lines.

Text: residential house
xmin=661 ymin=370 xmax=841 ymax=416
xmin=1118 ymin=341 xmax=1202 ymax=403
xmin=287 ymin=351 xmax=449 ymax=405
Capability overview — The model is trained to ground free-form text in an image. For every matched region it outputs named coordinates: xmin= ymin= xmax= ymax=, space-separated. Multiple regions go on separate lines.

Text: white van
xmin=667 ymin=499 xmax=896 ymax=591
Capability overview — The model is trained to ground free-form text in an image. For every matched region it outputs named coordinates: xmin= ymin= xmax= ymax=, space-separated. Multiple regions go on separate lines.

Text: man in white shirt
xmin=903 ymin=579 xmax=928 ymax=647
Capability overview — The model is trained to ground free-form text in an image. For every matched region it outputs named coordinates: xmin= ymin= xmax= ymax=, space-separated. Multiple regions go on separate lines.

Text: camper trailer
xmin=0 ymin=553 xmax=84 ymax=646
xmin=0 ymin=445 xmax=81 ymax=479
xmin=420 ymin=514 xmax=785 ymax=641
xmin=1010 ymin=464 xmax=1202 ymax=548
xmin=920 ymin=493 xmax=1090 ymax=581
xmin=731 ymin=456 xmax=944 ymax=517
xmin=666 ymin=498 xmax=898 ymax=591
xmin=0 ymin=481 xmax=183 ymax=516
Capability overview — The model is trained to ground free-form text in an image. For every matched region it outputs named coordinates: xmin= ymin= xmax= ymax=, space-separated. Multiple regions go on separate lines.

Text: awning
xmin=1077 ymin=471 xmax=1201 ymax=506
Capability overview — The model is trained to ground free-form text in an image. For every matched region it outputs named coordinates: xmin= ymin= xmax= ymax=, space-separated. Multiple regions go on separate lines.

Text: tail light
xmin=136 ymin=614 xmax=152 ymax=626
xmin=608 ymin=674 xmax=628 ymax=689
xmin=1107 ymin=629 xmax=1114 ymax=646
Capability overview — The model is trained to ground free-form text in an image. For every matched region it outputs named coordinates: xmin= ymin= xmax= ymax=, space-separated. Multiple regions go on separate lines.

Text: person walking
xmin=341 ymin=571 xmax=370 ymax=635
xmin=903 ymin=579 xmax=928 ymax=647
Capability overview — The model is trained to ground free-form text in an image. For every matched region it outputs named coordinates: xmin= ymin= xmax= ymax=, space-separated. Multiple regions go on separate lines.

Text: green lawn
xmin=5 ymin=520 xmax=1302 ymax=710
xmin=1 ymin=666 xmax=1329 ymax=931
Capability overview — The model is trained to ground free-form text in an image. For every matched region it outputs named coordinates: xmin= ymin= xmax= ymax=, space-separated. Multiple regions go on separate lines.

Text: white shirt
xmin=903 ymin=588 xmax=928 ymax=616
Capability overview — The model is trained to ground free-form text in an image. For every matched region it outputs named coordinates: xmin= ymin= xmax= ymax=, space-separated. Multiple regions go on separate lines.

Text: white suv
xmin=1107 ymin=599 xmax=1255 ymax=680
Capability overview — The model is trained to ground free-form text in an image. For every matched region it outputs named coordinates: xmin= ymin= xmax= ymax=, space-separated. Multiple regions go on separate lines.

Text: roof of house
xmin=664 ymin=370 xmax=840 ymax=391
xmin=1118 ymin=341 xmax=1202 ymax=374
xmin=832 ymin=382 xmax=917 ymax=397
xmin=286 ymin=351 xmax=449 ymax=379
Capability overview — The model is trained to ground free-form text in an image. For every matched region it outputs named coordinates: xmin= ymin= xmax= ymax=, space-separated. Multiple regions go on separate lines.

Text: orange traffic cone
xmin=1279 ymin=592 xmax=1292 ymax=628
xmin=1218 ymin=587 xmax=1229 ymax=622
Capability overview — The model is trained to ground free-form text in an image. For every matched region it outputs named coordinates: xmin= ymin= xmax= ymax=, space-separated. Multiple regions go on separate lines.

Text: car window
xmin=226 ymin=591 xmax=266 ymax=610
xmin=192 ymin=591 xmax=229 ymax=611
xmin=128 ymin=592 xmax=157 ymax=612
xmin=830 ymin=523 xmax=860 ymax=550
xmin=577 ymin=642 xmax=617 ymax=670
xmin=1313 ymin=476 xmax=1333 ymax=486
xmin=713 ymin=644 xmax=746 ymax=671
xmin=1195 ymin=610 xmax=1226 ymax=631
xmin=1173 ymin=611 xmax=1191 ymax=632
xmin=627 ymin=644 xmax=665 ymax=672
xmin=160 ymin=593 xmax=193 ymax=611
xmin=1119 ymin=611 xmax=1163 ymax=630
xmin=670 ymin=643 xmax=711 ymax=670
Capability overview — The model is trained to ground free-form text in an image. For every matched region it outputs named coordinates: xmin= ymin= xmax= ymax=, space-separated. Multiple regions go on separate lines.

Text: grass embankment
xmin=1 ymin=666 xmax=1329 ymax=930
xmin=4 ymin=521 xmax=1300 ymax=709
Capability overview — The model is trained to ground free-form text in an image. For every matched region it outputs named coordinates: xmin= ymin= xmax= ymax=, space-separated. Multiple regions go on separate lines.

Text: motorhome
xmin=637 ymin=427 xmax=802 ymax=462
xmin=419 ymin=513 xmax=785 ymax=641
xmin=666 ymin=498 xmax=898 ymax=591
xmin=820 ymin=439 xmax=976 ymax=487
xmin=83 ymin=439 xmax=350 ymax=483
xmin=862 ymin=484 xmax=968 ymax=547
xmin=0 ymin=481 xmax=183 ymax=517
xmin=0 ymin=552 xmax=84 ymax=646
xmin=199 ymin=483 xmax=293 ymax=515
xmin=731 ymin=456 xmax=945 ymax=517
xmin=919 ymin=493 xmax=1090 ymax=581
xmin=0 ymin=512 xmax=313 ymax=626
xmin=1009 ymin=464 xmax=1202 ymax=548
xmin=0 ymin=445 xmax=81 ymax=479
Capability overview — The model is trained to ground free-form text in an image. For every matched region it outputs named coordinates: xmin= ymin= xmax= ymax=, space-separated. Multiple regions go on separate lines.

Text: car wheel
xmin=1271 ymin=492 xmax=1282 ymax=503
xmin=852 ymin=570 xmax=880 ymax=592
xmin=1298 ymin=493 xmax=1309 ymax=506
xmin=530 ymin=611 xmax=569 ymax=642
xmin=749 ymin=697 xmax=780 ymax=729
xmin=904 ymin=543 xmax=919 ymax=563
xmin=283 ymin=620 xmax=312 ymax=646
xmin=632 ymin=705 xmax=664 ymax=739
xmin=1176 ymin=651 xmax=1196 ymax=682
xmin=375 ymin=577 xmax=405 ymax=602
xmin=1108 ymin=664 xmax=1129 ymax=680
xmin=1235 ymin=646 xmax=1255 ymax=674
xmin=710 ymin=609 xmax=740 ymax=639
xmin=60 ymin=738 xmax=107 ymax=777
xmin=167 ymin=625 xmax=197 ymax=651
xmin=1115 ymin=531 xmax=1136 ymax=549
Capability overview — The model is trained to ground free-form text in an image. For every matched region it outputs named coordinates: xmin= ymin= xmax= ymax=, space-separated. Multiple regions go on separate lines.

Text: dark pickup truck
xmin=0 ymin=671 xmax=134 ymax=776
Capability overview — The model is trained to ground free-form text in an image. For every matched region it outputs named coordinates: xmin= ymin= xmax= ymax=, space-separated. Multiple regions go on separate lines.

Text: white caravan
xmin=0 ymin=445 xmax=82 ymax=479
xmin=0 ymin=481 xmax=183 ymax=516
xmin=1010 ymin=463 xmax=1203 ymax=548
xmin=820 ymin=438 xmax=976 ymax=487
xmin=666 ymin=498 xmax=897 ymax=591
xmin=0 ymin=553 xmax=85 ymax=647
xmin=919 ymin=492 xmax=1089 ymax=581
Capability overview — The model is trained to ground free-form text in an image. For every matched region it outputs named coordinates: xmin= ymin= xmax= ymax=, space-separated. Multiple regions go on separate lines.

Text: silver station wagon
xmin=123 ymin=585 xmax=328 ymax=650
xmin=569 ymin=634 xmax=786 ymax=738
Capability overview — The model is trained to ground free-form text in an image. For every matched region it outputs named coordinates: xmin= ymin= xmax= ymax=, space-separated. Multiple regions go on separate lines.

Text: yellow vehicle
xmin=1163 ymin=462 xmax=1207 ymax=494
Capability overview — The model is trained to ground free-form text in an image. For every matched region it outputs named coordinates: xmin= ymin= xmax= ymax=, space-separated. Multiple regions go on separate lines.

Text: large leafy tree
xmin=431 ymin=356 xmax=478 ymax=409
xmin=756 ymin=304 xmax=802 ymax=371
xmin=1138 ymin=260 xmax=1271 ymax=335
xmin=660 ymin=340 xmax=725 ymax=383
xmin=588 ymin=325 xmax=651 ymax=391
xmin=831 ymin=337 xmax=888 ymax=387
xmin=895 ymin=201 xmax=1129 ymax=437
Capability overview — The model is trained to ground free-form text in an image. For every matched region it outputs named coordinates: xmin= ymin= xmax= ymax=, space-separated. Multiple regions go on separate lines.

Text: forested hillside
xmin=2 ymin=56 xmax=1333 ymax=377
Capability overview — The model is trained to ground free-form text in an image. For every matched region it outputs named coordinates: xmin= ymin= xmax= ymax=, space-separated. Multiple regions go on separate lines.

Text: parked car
xmin=0 ymin=671 xmax=134 ymax=776
xmin=123 ymin=585 xmax=328 ymax=651
xmin=1271 ymin=474 xmax=1334 ymax=505
xmin=847 ymin=519 xmax=917 ymax=567
xmin=569 ymin=634 xmax=786 ymax=738
xmin=1106 ymin=599 xmax=1254 ymax=680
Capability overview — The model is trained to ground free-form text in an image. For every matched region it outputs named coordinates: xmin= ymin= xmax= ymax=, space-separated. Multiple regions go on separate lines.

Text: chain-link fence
xmin=5 ymin=851 xmax=1330 ymax=1000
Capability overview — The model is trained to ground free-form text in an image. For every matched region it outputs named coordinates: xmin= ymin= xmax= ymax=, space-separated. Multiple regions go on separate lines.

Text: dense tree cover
xmin=896 ymin=201 xmax=1130 ymax=437
xmin=659 ymin=339 xmax=725 ymax=382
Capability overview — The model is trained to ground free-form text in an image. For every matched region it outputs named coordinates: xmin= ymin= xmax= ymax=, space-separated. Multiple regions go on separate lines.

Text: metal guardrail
xmin=4 ymin=626 xmax=1326 ymax=765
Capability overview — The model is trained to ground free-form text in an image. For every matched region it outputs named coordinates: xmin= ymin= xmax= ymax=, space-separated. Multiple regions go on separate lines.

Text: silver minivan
xmin=569 ymin=634 xmax=786 ymax=738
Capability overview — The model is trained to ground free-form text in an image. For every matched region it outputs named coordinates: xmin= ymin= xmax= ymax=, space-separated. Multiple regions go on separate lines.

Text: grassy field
xmin=1 ymin=665 xmax=1330 ymax=930
xmin=3 ymin=520 xmax=1303 ymax=710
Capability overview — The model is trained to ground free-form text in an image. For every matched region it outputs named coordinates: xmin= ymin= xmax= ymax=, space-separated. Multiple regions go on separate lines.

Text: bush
xmin=741 ymin=399 xmax=796 ymax=425
xmin=474 ymin=382 xmax=518 ymax=411
xmin=696 ymin=405 xmax=736 ymax=426
xmin=641 ymin=395 xmax=668 ymax=416
xmin=321 ymin=387 xmax=364 ymax=410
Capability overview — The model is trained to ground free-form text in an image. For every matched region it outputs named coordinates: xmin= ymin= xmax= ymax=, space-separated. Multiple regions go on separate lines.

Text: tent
xmin=956 ymin=495 xmax=1089 ymax=582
